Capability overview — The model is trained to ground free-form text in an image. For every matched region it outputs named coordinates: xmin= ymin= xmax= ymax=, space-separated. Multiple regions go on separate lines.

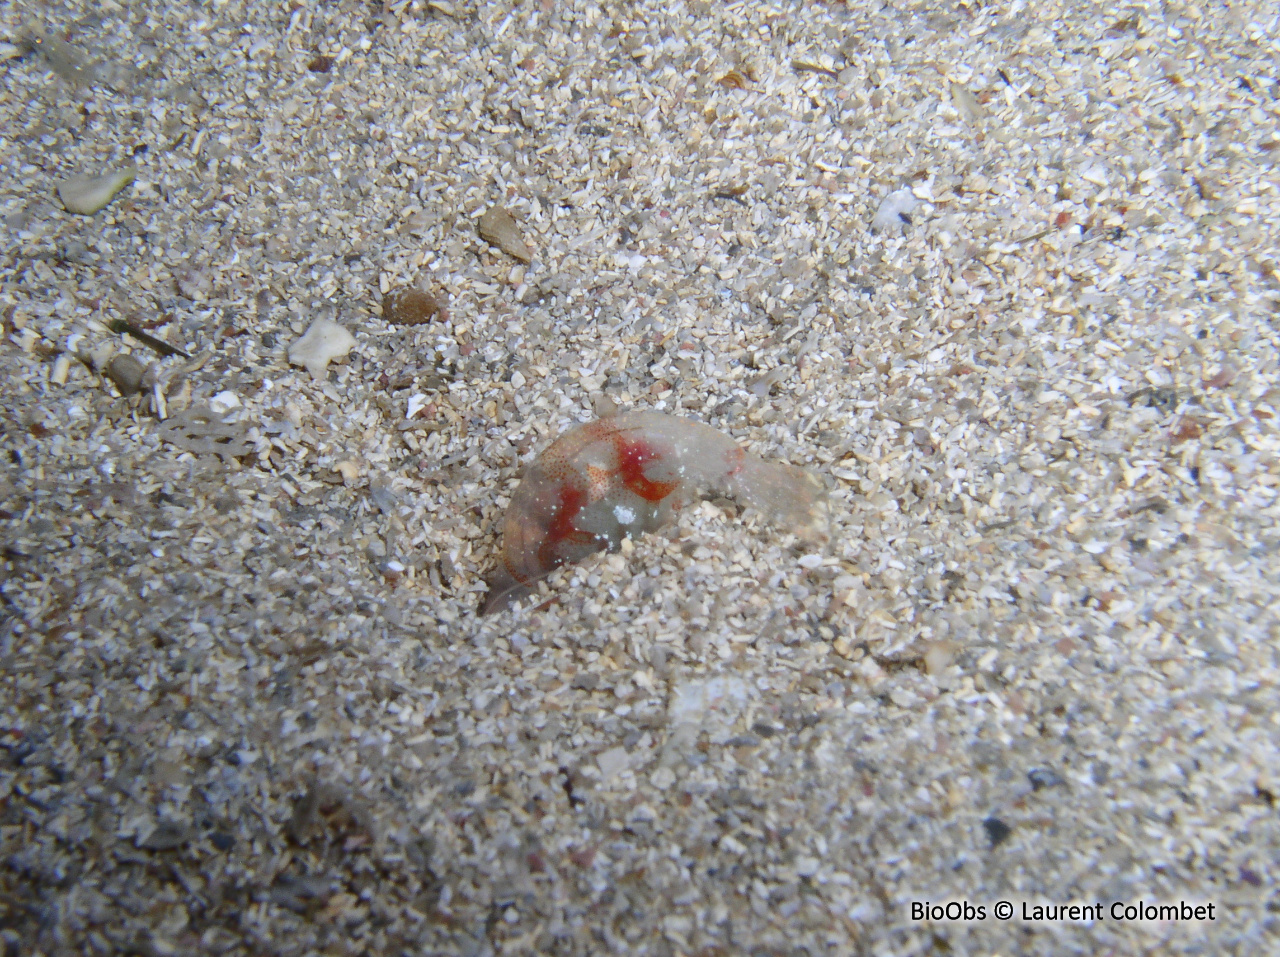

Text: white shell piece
xmin=288 ymin=319 xmax=356 ymax=378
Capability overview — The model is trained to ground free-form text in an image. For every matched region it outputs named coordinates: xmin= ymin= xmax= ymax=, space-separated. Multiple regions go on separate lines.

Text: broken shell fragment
xmin=478 ymin=206 xmax=533 ymax=263
xmin=57 ymin=167 xmax=137 ymax=215
xmin=208 ymin=391 xmax=241 ymax=415
xmin=288 ymin=319 xmax=357 ymax=378
xmin=924 ymin=640 xmax=959 ymax=677
xmin=950 ymin=82 xmax=985 ymax=124
xmin=383 ymin=287 xmax=443 ymax=325
xmin=871 ymin=187 xmax=919 ymax=233
xmin=106 ymin=353 xmax=146 ymax=395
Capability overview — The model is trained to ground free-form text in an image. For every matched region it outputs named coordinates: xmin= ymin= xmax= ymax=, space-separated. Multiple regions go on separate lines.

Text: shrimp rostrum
xmin=482 ymin=412 xmax=828 ymax=614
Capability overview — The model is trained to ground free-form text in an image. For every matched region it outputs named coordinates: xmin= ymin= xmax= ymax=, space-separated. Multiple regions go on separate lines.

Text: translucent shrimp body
xmin=482 ymin=412 xmax=827 ymax=614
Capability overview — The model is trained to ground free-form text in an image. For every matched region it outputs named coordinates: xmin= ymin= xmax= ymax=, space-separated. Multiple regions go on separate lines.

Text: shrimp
xmin=482 ymin=411 xmax=828 ymax=614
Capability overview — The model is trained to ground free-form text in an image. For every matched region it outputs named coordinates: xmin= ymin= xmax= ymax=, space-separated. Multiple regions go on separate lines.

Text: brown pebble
xmin=383 ymin=287 xmax=443 ymax=325
xmin=1170 ymin=417 xmax=1202 ymax=444
xmin=478 ymin=206 xmax=533 ymax=263
xmin=308 ymin=55 xmax=334 ymax=73
xmin=106 ymin=354 xmax=146 ymax=395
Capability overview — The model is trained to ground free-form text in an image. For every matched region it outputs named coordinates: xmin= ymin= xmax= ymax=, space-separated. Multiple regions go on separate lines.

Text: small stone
xmin=982 ymin=816 xmax=1012 ymax=847
xmin=209 ymin=832 xmax=235 ymax=851
xmin=649 ymin=766 xmax=675 ymax=790
xmin=592 ymin=393 xmax=617 ymax=417
xmin=596 ymin=746 xmax=630 ymax=780
xmin=1028 ymin=768 xmax=1064 ymax=791
xmin=288 ymin=319 xmax=356 ymax=377
xmin=478 ymin=206 xmax=533 ymax=263
xmin=62 ymin=240 xmax=92 ymax=264
xmin=208 ymin=391 xmax=241 ymax=415
xmin=871 ymin=187 xmax=918 ymax=233
xmin=57 ymin=167 xmax=137 ymax=215
xmin=1079 ymin=161 xmax=1110 ymax=187
xmin=382 ymin=559 xmax=406 ymax=584
xmin=406 ymin=393 xmax=433 ymax=419
xmin=924 ymin=640 xmax=958 ymax=677
xmin=138 ymin=820 xmax=190 ymax=851
xmin=383 ymin=287 xmax=443 ymax=325
xmin=1170 ymin=417 xmax=1202 ymax=444
xmin=106 ymin=353 xmax=146 ymax=395
xmin=951 ymin=82 xmax=984 ymax=124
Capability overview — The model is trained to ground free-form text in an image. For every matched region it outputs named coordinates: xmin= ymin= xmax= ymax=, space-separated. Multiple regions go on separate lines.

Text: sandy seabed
xmin=2 ymin=1 xmax=1278 ymax=954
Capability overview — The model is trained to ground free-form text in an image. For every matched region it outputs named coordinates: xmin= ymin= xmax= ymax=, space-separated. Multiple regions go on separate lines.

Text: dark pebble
xmin=1028 ymin=768 xmax=1064 ymax=791
xmin=210 ymin=832 xmax=235 ymax=851
xmin=106 ymin=354 xmax=146 ymax=395
xmin=982 ymin=816 xmax=1012 ymax=847
xmin=138 ymin=821 xmax=190 ymax=851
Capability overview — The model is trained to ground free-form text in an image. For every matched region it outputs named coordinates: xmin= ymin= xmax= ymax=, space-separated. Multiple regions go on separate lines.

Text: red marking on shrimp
xmin=535 ymin=481 xmax=593 ymax=570
xmin=614 ymin=437 xmax=678 ymax=502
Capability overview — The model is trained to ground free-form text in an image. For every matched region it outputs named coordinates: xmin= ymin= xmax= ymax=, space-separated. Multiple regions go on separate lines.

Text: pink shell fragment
xmin=482 ymin=412 xmax=827 ymax=614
